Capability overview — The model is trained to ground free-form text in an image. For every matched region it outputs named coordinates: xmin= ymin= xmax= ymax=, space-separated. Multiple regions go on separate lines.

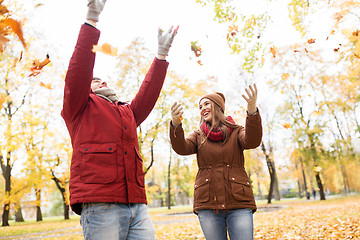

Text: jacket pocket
xmin=80 ymin=143 xmax=117 ymax=184
xmin=229 ymin=173 xmax=254 ymax=202
xmin=135 ymin=148 xmax=145 ymax=188
xmin=194 ymin=176 xmax=211 ymax=203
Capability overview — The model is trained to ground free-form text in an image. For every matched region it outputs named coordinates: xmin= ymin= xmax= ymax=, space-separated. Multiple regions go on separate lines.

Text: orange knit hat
xmin=200 ymin=92 xmax=226 ymax=112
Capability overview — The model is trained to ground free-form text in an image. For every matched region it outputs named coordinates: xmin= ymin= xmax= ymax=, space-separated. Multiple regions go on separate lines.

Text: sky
xmin=24 ymin=0 xmax=304 ymax=92
xmin=10 ymin=0 xmax=358 ymax=167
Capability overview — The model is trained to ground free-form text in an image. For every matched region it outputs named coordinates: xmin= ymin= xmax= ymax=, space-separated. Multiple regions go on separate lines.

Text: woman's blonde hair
xmin=199 ymin=101 xmax=238 ymax=146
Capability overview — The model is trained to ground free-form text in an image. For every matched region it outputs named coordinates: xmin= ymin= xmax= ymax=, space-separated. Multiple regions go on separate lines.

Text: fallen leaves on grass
xmin=254 ymin=197 xmax=360 ymax=239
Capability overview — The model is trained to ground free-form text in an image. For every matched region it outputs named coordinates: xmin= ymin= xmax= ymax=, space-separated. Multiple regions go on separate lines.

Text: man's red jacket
xmin=61 ymin=24 xmax=169 ymax=215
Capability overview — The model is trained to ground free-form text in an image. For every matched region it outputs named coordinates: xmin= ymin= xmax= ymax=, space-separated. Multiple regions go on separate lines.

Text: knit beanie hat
xmin=200 ymin=92 xmax=226 ymax=112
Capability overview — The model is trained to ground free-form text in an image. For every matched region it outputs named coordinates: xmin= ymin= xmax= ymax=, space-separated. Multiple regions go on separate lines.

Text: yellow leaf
xmin=281 ymin=73 xmax=290 ymax=80
xmin=92 ymin=43 xmax=118 ymax=56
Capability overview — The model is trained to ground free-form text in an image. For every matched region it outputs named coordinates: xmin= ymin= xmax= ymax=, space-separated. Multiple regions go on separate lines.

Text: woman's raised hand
xmin=242 ymin=84 xmax=258 ymax=115
xmin=171 ymin=102 xmax=183 ymax=127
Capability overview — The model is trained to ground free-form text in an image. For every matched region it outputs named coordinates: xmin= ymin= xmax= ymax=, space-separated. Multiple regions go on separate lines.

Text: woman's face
xmin=199 ymin=98 xmax=213 ymax=122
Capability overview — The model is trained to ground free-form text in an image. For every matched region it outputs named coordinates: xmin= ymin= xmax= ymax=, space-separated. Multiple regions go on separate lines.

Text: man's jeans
xmin=80 ymin=203 xmax=155 ymax=240
xmin=198 ymin=208 xmax=253 ymax=240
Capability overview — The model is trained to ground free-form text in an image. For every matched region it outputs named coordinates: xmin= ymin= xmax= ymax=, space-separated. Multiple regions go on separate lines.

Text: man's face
xmin=91 ymin=78 xmax=108 ymax=91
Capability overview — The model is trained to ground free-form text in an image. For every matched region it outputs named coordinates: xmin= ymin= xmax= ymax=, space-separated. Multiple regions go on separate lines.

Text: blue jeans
xmin=198 ymin=208 xmax=253 ymax=240
xmin=80 ymin=203 xmax=155 ymax=240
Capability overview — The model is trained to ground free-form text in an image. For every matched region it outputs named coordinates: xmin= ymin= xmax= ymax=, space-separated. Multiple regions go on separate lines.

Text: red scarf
xmin=201 ymin=116 xmax=235 ymax=141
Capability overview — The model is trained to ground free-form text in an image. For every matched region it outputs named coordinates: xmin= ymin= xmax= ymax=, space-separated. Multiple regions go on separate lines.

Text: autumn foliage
xmin=0 ymin=0 xmax=26 ymax=52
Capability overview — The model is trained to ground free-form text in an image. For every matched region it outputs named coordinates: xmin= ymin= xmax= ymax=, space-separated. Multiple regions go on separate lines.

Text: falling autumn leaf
xmin=334 ymin=12 xmax=343 ymax=21
xmin=352 ymin=30 xmax=359 ymax=37
xmin=0 ymin=18 xmax=26 ymax=48
xmin=304 ymin=48 xmax=309 ymax=53
xmin=307 ymin=38 xmax=316 ymax=44
xmin=282 ymin=123 xmax=291 ymax=129
xmin=197 ymin=60 xmax=203 ymax=66
xmin=270 ymin=47 xmax=276 ymax=58
xmin=190 ymin=41 xmax=202 ymax=57
xmin=40 ymin=82 xmax=52 ymax=89
xmin=281 ymin=73 xmax=290 ymax=80
xmin=0 ymin=94 xmax=6 ymax=110
xmin=354 ymin=53 xmax=360 ymax=58
xmin=92 ymin=43 xmax=117 ymax=56
xmin=29 ymin=54 xmax=51 ymax=77
xmin=228 ymin=24 xmax=238 ymax=37
xmin=334 ymin=47 xmax=340 ymax=52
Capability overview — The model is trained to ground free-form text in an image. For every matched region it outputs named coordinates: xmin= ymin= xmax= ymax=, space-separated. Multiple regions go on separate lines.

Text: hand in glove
xmin=171 ymin=102 xmax=183 ymax=127
xmin=242 ymin=84 xmax=258 ymax=115
xmin=158 ymin=26 xmax=179 ymax=57
xmin=86 ymin=0 xmax=107 ymax=22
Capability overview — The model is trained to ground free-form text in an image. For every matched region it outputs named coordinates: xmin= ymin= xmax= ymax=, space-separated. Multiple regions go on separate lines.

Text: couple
xmin=61 ymin=1 xmax=262 ymax=240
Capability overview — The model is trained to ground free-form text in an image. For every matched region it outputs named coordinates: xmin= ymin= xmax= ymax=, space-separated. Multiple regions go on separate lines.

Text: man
xmin=61 ymin=0 xmax=178 ymax=239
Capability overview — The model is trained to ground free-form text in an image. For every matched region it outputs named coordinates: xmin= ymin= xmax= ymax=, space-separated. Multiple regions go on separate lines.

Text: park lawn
xmin=0 ymin=195 xmax=359 ymax=239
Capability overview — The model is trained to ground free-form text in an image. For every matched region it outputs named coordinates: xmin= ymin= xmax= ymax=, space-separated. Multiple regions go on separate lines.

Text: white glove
xmin=158 ymin=26 xmax=179 ymax=56
xmin=86 ymin=0 xmax=107 ymax=22
xmin=242 ymin=84 xmax=258 ymax=115
xmin=171 ymin=102 xmax=183 ymax=127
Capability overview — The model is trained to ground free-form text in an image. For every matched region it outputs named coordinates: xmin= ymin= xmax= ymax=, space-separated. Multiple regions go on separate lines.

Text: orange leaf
xmin=270 ymin=47 xmax=276 ymax=58
xmin=354 ymin=53 xmax=360 ymax=58
xmin=281 ymin=73 xmax=290 ymax=80
xmin=40 ymin=82 xmax=52 ymax=89
xmin=1 ymin=18 xmax=26 ymax=48
xmin=92 ymin=43 xmax=117 ymax=56
xmin=334 ymin=47 xmax=340 ymax=52
xmin=305 ymin=48 xmax=308 ymax=53
xmin=191 ymin=41 xmax=202 ymax=57
xmin=197 ymin=60 xmax=203 ymax=66
xmin=282 ymin=123 xmax=291 ymax=129
xmin=32 ymin=54 xmax=51 ymax=70
xmin=334 ymin=13 xmax=343 ymax=21
xmin=29 ymin=54 xmax=51 ymax=77
xmin=0 ymin=94 xmax=6 ymax=110
xmin=0 ymin=35 xmax=9 ymax=52
xmin=352 ymin=30 xmax=360 ymax=36
xmin=307 ymin=38 xmax=316 ymax=44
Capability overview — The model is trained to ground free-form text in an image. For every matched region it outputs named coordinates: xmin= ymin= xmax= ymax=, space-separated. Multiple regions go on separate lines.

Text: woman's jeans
xmin=80 ymin=203 xmax=155 ymax=240
xmin=198 ymin=208 xmax=253 ymax=240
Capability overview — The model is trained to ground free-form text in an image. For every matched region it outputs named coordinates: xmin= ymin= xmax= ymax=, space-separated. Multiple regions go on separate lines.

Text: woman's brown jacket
xmin=169 ymin=113 xmax=262 ymax=213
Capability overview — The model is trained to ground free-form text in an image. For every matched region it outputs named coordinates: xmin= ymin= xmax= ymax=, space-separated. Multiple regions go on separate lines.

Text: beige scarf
xmin=94 ymin=88 xmax=118 ymax=102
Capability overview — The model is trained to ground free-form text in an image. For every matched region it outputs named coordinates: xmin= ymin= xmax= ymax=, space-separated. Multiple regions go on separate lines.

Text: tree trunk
xmin=315 ymin=172 xmax=325 ymax=200
xmin=15 ymin=205 xmax=25 ymax=222
xmin=36 ymin=189 xmax=42 ymax=221
xmin=1 ymin=153 xmax=12 ymax=227
xmin=273 ymin=168 xmax=280 ymax=201
xmin=144 ymin=142 xmax=154 ymax=175
xmin=51 ymin=170 xmax=70 ymax=220
xmin=294 ymin=162 xmax=303 ymax=198
xmin=167 ymin=146 xmax=172 ymax=210
xmin=256 ymin=171 xmax=263 ymax=200
xmin=1 ymin=204 xmax=10 ymax=227
xmin=261 ymin=142 xmax=278 ymax=204
xmin=300 ymin=157 xmax=310 ymax=200
xmin=64 ymin=203 xmax=70 ymax=220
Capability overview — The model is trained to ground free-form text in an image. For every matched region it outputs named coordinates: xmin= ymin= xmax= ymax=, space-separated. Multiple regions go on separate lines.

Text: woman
xmin=169 ymin=84 xmax=262 ymax=240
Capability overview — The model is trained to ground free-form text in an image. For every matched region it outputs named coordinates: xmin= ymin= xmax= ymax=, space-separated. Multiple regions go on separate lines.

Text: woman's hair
xmin=199 ymin=101 xmax=238 ymax=146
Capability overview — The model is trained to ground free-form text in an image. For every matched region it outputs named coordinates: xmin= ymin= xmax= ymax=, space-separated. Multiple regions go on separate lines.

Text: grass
xmin=0 ymin=194 xmax=359 ymax=239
